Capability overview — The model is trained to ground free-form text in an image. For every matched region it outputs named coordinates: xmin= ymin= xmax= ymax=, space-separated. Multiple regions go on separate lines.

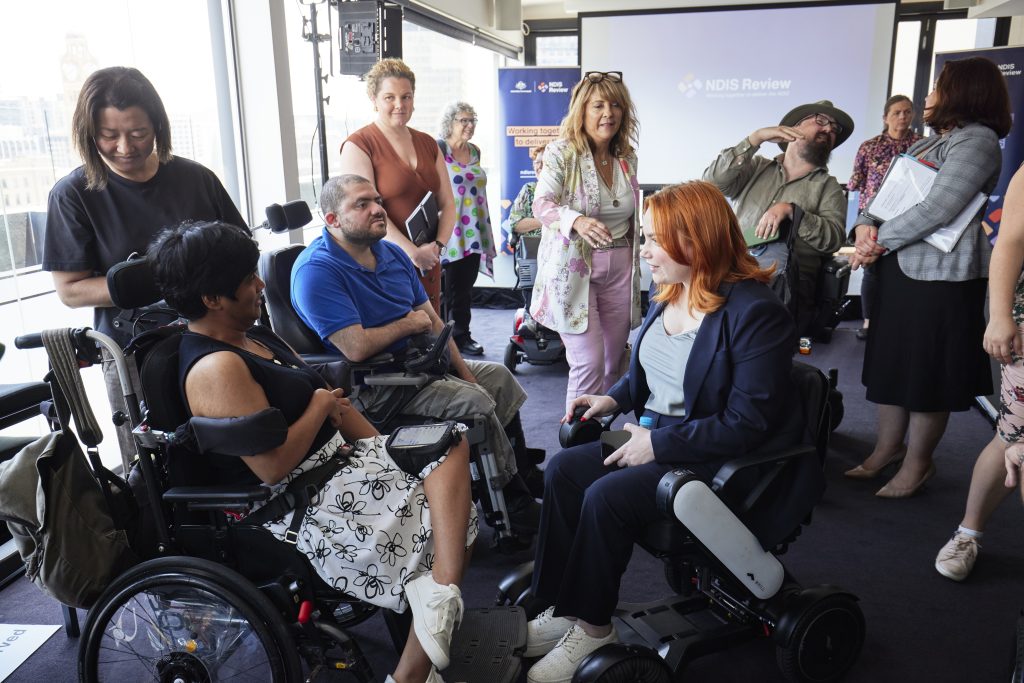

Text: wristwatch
xmin=434 ymin=240 xmax=446 ymax=252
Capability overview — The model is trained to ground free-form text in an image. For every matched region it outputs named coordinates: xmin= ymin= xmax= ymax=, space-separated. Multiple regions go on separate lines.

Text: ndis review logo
xmin=678 ymin=72 xmax=792 ymax=98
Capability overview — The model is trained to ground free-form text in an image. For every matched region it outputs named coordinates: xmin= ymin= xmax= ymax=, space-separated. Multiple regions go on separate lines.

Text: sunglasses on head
xmin=584 ymin=71 xmax=623 ymax=84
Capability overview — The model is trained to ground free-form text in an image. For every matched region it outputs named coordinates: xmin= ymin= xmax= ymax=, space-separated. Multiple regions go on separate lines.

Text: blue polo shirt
xmin=291 ymin=228 xmax=429 ymax=354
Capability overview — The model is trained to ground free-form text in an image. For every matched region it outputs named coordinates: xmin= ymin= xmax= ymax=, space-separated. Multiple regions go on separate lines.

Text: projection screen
xmin=580 ymin=1 xmax=898 ymax=186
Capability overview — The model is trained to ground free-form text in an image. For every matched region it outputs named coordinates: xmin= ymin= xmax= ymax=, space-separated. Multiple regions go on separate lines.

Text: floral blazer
xmin=529 ymin=138 xmax=641 ymax=333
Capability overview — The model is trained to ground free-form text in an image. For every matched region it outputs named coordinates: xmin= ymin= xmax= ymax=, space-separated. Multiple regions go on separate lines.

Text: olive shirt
xmin=703 ymin=137 xmax=847 ymax=279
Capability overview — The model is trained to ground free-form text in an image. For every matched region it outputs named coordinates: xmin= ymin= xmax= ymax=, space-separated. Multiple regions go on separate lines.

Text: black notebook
xmin=405 ymin=191 xmax=439 ymax=247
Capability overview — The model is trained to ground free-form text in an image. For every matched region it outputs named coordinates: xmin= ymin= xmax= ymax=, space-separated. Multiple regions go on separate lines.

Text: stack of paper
xmin=866 ymin=154 xmax=987 ymax=253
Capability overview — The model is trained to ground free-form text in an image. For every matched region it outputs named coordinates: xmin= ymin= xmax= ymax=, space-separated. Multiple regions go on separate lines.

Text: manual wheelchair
xmin=496 ymin=362 xmax=865 ymax=683
xmin=10 ymin=278 xmax=527 ymax=681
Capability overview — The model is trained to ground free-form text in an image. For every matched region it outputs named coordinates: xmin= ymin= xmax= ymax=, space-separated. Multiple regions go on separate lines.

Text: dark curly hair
xmin=148 ymin=221 xmax=259 ymax=321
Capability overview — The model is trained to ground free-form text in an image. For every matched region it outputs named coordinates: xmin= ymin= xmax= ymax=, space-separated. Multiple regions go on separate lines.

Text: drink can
xmin=798 ymin=337 xmax=812 ymax=355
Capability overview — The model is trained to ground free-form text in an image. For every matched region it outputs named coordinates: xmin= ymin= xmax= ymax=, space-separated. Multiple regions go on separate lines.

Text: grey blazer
xmin=855 ymin=122 xmax=1001 ymax=282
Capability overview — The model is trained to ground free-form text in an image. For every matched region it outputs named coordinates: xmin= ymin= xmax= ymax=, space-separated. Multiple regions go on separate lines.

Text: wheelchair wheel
xmin=80 ymin=556 xmax=301 ymax=682
xmin=776 ymin=594 xmax=864 ymax=683
xmin=574 ymin=643 xmax=672 ymax=682
xmin=504 ymin=342 xmax=519 ymax=373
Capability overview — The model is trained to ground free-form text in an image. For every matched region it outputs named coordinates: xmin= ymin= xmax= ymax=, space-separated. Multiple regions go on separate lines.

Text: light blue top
xmin=638 ymin=312 xmax=699 ymax=416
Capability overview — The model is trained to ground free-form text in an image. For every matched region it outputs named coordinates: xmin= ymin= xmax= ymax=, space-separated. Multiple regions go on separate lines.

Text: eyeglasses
xmin=801 ymin=113 xmax=844 ymax=136
xmin=584 ymin=71 xmax=623 ymax=84
xmin=457 ymin=117 xmax=478 ymax=125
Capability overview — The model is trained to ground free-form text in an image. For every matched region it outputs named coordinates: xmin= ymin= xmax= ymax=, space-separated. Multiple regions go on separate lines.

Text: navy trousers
xmin=530 ymin=439 xmax=719 ymax=625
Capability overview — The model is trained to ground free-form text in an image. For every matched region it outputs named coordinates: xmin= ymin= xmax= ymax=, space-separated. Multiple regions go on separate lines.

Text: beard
xmin=339 ymin=218 xmax=387 ymax=245
xmin=798 ymin=135 xmax=833 ymax=167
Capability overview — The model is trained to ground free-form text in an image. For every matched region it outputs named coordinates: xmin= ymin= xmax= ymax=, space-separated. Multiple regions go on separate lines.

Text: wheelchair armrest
xmin=0 ymin=381 xmax=51 ymax=429
xmin=710 ymin=443 xmax=817 ymax=516
xmin=711 ymin=444 xmax=817 ymax=490
xmin=178 ymin=408 xmax=289 ymax=457
xmin=163 ymin=485 xmax=271 ymax=511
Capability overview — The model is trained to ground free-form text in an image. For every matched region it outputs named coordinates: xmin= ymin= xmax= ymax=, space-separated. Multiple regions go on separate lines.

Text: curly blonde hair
xmin=364 ymin=58 xmax=416 ymax=98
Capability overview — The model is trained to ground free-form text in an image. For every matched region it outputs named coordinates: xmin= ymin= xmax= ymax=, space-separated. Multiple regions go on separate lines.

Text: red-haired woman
xmin=522 ymin=181 xmax=799 ymax=683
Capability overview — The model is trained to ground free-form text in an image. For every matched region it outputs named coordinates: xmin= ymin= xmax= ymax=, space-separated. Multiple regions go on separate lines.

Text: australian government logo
xmin=510 ymin=80 xmax=533 ymax=94
xmin=677 ymin=72 xmax=792 ymax=99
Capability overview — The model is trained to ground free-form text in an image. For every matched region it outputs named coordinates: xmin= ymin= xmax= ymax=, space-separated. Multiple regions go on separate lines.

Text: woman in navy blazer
xmin=523 ymin=181 xmax=798 ymax=683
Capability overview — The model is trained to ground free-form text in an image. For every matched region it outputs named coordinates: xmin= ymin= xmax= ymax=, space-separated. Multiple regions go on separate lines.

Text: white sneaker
xmin=405 ymin=574 xmax=464 ymax=670
xmin=527 ymin=624 xmax=618 ymax=683
xmin=935 ymin=531 xmax=981 ymax=582
xmin=525 ymin=606 xmax=574 ymax=657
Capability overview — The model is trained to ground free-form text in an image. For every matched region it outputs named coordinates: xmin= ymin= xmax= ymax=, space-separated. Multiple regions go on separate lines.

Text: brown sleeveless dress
xmin=343 ymin=123 xmax=443 ymax=313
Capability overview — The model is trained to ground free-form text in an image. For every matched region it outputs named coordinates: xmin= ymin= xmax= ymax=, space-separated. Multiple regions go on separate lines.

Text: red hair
xmin=646 ymin=181 xmax=772 ymax=313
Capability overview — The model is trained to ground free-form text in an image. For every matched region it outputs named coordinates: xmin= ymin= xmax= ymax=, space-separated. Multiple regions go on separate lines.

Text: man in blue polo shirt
xmin=291 ymin=174 xmax=541 ymax=533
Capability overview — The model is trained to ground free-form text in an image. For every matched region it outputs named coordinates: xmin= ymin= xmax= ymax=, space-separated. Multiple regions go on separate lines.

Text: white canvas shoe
xmin=405 ymin=574 xmax=464 ymax=670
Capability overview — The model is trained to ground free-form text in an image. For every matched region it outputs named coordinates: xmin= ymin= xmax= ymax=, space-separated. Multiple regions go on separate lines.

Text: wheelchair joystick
xmin=559 ymin=406 xmax=606 ymax=448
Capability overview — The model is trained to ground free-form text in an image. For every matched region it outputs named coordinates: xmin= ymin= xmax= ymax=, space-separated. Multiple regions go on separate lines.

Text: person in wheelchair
xmin=524 ymin=181 xmax=801 ymax=683
xmin=291 ymin=174 xmax=543 ymax=530
xmin=148 ymin=221 xmax=475 ymax=683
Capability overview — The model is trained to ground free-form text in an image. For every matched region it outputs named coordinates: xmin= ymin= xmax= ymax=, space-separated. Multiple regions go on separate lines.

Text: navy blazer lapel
xmin=682 ymin=284 xmax=732 ymax=413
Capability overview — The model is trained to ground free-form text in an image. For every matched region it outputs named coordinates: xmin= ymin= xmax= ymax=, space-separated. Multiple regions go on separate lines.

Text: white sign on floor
xmin=0 ymin=624 xmax=59 ymax=681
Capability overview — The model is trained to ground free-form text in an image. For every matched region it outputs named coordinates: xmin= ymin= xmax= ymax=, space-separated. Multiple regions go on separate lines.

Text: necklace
xmin=600 ymin=159 xmax=609 ymax=166
xmin=607 ymin=163 xmax=625 ymax=208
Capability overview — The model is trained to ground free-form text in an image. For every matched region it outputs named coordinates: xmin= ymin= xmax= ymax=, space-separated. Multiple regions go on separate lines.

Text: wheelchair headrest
xmin=259 ymin=245 xmax=331 ymax=356
xmin=107 ymin=256 xmax=162 ymax=310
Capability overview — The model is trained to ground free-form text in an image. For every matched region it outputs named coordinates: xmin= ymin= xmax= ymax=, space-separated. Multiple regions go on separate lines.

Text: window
xmin=0 ymin=0 xmax=236 ymax=463
xmin=535 ymin=35 xmax=578 ymax=66
xmin=281 ymin=6 xmax=512 ymax=253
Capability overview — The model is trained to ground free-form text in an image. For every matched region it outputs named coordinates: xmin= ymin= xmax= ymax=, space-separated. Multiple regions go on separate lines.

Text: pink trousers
xmin=561 ymin=246 xmax=633 ymax=410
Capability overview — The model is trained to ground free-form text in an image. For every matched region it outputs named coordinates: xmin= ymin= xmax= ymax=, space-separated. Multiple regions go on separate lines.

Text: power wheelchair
xmin=259 ymin=243 xmax=541 ymax=551
xmin=495 ymin=362 xmax=865 ymax=683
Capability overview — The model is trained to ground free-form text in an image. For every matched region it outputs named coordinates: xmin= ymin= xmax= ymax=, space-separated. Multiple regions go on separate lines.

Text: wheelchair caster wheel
xmin=504 ymin=342 xmax=519 ymax=373
xmin=776 ymin=594 xmax=864 ymax=683
xmin=574 ymin=643 xmax=672 ymax=682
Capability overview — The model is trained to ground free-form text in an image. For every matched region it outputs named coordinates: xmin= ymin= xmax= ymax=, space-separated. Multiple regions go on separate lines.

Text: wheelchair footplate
xmin=445 ymin=606 xmax=527 ymax=683
xmin=611 ymin=594 xmax=760 ymax=673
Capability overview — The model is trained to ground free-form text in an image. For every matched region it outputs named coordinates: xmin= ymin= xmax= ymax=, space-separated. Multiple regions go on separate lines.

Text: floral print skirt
xmin=258 ymin=432 xmax=478 ymax=612
xmin=998 ymin=272 xmax=1024 ymax=443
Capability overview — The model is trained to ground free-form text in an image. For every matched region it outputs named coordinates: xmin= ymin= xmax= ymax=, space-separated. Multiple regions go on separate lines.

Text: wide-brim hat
xmin=778 ymin=100 xmax=854 ymax=151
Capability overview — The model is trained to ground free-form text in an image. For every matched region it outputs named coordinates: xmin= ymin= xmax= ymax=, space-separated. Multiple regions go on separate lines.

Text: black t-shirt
xmin=177 ymin=326 xmax=336 ymax=486
xmin=43 ymin=157 xmax=247 ymax=345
